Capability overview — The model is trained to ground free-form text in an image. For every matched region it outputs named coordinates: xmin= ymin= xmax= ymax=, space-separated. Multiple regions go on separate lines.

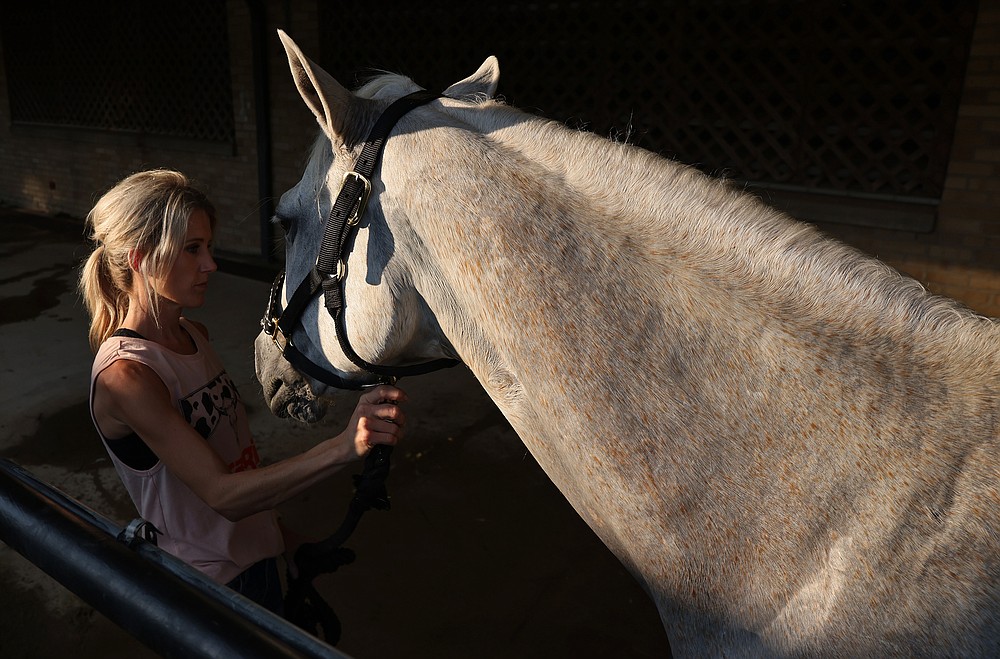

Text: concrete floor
xmin=0 ymin=207 xmax=671 ymax=658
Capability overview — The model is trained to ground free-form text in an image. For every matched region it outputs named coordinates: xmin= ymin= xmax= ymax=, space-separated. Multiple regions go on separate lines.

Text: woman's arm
xmin=93 ymin=359 xmax=406 ymax=521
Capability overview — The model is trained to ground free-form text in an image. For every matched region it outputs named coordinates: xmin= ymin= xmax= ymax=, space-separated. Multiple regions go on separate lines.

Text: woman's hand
xmin=344 ymin=385 xmax=407 ymax=457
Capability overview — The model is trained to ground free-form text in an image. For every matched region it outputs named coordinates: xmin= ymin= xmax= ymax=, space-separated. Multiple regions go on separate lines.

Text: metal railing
xmin=0 ymin=458 xmax=348 ymax=659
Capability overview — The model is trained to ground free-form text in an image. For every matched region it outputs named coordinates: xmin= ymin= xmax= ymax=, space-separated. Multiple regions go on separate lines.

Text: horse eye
xmin=274 ymin=214 xmax=292 ymax=235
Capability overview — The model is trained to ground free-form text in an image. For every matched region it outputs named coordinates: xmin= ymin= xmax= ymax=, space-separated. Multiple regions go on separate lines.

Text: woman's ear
xmin=128 ymin=249 xmax=143 ymax=272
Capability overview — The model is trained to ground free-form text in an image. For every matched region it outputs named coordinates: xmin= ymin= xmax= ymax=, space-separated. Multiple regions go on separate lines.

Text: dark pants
xmin=226 ymin=557 xmax=284 ymax=616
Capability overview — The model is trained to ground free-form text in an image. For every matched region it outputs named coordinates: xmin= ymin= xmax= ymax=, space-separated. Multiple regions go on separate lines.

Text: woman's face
xmin=153 ymin=209 xmax=217 ymax=309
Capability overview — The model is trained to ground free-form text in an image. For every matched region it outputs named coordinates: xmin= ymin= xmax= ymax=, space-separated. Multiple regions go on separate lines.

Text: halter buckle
xmin=264 ymin=319 xmax=290 ymax=352
xmin=320 ymin=259 xmax=347 ymax=283
xmin=342 ymin=171 xmax=371 ymax=226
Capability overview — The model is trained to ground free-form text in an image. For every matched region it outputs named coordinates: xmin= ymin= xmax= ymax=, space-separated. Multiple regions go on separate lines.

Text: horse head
xmin=254 ymin=31 xmax=498 ymax=422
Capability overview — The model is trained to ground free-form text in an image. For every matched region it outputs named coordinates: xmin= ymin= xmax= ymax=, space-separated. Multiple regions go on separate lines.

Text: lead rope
xmin=284 ymin=439 xmax=395 ymax=642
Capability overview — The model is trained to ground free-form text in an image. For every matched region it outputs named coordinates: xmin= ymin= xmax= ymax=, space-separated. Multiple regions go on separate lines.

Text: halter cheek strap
xmin=263 ymin=269 xmax=363 ymax=389
xmin=261 ymin=90 xmax=461 ymax=390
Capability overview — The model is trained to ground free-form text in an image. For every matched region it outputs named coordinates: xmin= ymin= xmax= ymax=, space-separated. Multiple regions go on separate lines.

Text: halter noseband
xmin=261 ymin=90 xmax=461 ymax=390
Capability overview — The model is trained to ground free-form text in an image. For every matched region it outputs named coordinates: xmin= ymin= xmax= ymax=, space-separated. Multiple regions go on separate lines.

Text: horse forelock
xmin=355 ymin=72 xmax=422 ymax=100
xmin=302 ymin=133 xmax=334 ymax=223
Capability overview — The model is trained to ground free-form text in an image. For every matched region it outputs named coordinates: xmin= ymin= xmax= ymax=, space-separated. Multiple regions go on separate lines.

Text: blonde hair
xmin=79 ymin=169 xmax=216 ymax=352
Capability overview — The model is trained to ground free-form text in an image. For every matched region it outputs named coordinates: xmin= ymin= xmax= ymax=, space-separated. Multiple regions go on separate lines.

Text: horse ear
xmin=444 ymin=56 xmax=500 ymax=100
xmin=277 ymin=30 xmax=352 ymax=143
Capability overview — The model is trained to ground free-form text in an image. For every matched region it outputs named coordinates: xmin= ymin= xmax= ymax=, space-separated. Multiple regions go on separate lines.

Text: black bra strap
xmin=111 ymin=328 xmax=147 ymax=340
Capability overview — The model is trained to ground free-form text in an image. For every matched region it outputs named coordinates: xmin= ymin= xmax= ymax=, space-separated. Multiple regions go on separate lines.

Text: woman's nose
xmin=202 ymin=251 xmax=218 ymax=273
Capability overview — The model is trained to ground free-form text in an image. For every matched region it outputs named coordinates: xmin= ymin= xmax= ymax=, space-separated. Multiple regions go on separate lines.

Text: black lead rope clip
xmin=284 ymin=444 xmax=395 ymax=644
xmin=118 ymin=518 xmax=161 ymax=548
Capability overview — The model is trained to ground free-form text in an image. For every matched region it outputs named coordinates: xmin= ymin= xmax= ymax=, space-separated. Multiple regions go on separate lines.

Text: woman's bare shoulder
xmin=96 ymin=358 xmax=167 ymax=399
xmin=93 ymin=358 xmax=173 ymax=437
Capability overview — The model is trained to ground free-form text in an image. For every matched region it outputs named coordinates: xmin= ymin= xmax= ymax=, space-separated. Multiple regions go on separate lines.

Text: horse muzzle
xmin=253 ymin=330 xmax=330 ymax=423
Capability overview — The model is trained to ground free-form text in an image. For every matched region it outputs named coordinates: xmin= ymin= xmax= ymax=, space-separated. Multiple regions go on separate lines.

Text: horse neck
xmin=433 ymin=101 xmax=1000 ymax=378
xmin=388 ymin=103 xmax=1000 ymax=466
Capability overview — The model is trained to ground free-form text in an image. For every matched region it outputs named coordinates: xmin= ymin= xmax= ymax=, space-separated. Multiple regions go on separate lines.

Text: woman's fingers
xmin=360 ymin=384 xmax=408 ymax=406
xmin=352 ymin=386 xmax=407 ymax=454
xmin=359 ymin=415 xmax=404 ymax=440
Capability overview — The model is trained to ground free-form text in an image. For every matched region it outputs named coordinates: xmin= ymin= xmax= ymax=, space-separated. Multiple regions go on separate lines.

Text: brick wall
xmin=0 ymin=0 xmax=312 ymax=257
xmin=814 ymin=1 xmax=1000 ymax=318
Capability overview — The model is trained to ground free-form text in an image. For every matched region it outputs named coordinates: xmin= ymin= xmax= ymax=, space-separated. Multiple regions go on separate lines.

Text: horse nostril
xmin=260 ymin=376 xmax=283 ymax=400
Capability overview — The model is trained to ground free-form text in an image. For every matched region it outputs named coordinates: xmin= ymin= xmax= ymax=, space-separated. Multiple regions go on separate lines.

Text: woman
xmin=80 ymin=169 xmax=406 ymax=613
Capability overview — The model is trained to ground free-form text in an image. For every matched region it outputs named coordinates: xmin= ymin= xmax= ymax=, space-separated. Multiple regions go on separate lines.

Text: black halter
xmin=261 ymin=90 xmax=461 ymax=390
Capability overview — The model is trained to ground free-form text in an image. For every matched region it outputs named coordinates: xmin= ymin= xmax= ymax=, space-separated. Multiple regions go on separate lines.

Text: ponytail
xmin=80 ymin=244 xmax=132 ymax=352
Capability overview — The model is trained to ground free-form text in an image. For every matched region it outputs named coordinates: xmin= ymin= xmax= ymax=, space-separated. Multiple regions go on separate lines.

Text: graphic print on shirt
xmin=180 ymin=372 xmax=241 ymax=443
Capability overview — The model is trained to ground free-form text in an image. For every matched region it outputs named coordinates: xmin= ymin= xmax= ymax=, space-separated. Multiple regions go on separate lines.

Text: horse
xmin=254 ymin=31 xmax=1000 ymax=656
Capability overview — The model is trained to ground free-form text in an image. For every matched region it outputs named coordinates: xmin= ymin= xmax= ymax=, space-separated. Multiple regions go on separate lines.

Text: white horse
xmin=255 ymin=31 xmax=1000 ymax=656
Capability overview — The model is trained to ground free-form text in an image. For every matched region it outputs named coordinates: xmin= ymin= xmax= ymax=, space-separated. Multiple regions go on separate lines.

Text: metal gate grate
xmin=320 ymin=0 xmax=975 ymax=204
xmin=2 ymin=0 xmax=234 ymax=144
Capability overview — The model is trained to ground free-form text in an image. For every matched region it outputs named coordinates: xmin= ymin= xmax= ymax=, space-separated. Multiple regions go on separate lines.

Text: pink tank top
xmin=89 ymin=318 xmax=283 ymax=583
